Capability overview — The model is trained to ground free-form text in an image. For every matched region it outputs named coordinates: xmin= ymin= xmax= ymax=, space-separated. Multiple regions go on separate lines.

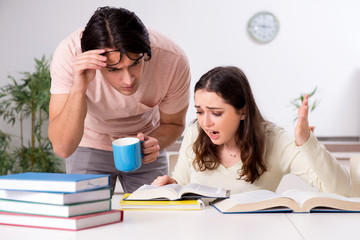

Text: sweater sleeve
xmin=171 ymin=122 xmax=198 ymax=186
xmin=275 ymin=128 xmax=351 ymax=196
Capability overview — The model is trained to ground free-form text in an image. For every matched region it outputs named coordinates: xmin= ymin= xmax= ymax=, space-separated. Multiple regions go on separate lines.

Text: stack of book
xmin=0 ymin=172 xmax=123 ymax=230
xmin=120 ymin=183 xmax=230 ymax=211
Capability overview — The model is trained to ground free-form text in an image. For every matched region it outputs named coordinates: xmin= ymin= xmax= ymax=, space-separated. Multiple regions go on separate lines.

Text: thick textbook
xmin=0 ymin=199 xmax=111 ymax=217
xmin=0 ymin=210 xmax=123 ymax=231
xmin=125 ymin=183 xmax=230 ymax=200
xmin=0 ymin=188 xmax=112 ymax=205
xmin=210 ymin=189 xmax=360 ymax=213
xmin=120 ymin=193 xmax=204 ymax=210
xmin=0 ymin=172 xmax=110 ymax=192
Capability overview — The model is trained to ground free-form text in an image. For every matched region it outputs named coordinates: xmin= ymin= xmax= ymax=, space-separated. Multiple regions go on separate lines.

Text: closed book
xmin=120 ymin=193 xmax=204 ymax=210
xmin=0 ymin=199 xmax=111 ymax=217
xmin=0 ymin=172 xmax=110 ymax=192
xmin=0 ymin=188 xmax=112 ymax=205
xmin=0 ymin=210 xmax=123 ymax=231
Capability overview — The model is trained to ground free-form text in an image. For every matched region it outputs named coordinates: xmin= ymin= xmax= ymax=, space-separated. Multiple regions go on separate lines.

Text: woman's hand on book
xmin=151 ymin=175 xmax=177 ymax=187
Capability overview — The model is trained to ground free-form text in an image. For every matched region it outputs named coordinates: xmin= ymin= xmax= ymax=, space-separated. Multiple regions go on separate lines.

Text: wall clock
xmin=248 ymin=11 xmax=279 ymax=43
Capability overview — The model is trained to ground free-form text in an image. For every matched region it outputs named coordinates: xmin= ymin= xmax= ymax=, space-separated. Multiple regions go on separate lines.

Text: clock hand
xmin=259 ymin=24 xmax=272 ymax=28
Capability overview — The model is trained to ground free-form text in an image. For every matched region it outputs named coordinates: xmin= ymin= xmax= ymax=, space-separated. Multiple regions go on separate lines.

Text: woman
xmin=152 ymin=66 xmax=351 ymax=196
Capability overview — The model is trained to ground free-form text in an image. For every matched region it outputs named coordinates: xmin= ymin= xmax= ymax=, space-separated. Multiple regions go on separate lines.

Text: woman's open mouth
xmin=208 ymin=130 xmax=220 ymax=140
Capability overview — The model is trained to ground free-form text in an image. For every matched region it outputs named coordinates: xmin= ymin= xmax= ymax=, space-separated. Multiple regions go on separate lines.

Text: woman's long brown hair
xmin=192 ymin=66 xmax=267 ymax=183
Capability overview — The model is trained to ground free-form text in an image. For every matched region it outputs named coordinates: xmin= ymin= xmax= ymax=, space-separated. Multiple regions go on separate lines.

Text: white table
xmin=1 ymin=194 xmax=360 ymax=240
xmin=287 ymin=213 xmax=360 ymax=240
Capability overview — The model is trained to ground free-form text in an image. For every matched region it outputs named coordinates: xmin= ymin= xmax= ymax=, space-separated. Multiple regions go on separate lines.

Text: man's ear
xmin=239 ymin=106 xmax=246 ymax=120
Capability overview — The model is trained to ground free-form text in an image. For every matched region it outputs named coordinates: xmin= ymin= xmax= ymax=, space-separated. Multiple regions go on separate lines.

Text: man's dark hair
xmin=81 ymin=6 xmax=151 ymax=60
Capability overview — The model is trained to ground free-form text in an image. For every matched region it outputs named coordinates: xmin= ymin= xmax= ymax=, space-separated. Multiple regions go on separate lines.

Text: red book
xmin=0 ymin=210 xmax=123 ymax=231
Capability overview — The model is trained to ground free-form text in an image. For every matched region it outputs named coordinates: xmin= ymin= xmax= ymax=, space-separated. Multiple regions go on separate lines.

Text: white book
xmin=0 ymin=172 xmax=110 ymax=192
xmin=0 ymin=199 xmax=111 ymax=217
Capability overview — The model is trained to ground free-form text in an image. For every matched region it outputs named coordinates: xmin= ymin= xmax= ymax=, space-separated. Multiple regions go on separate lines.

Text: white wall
xmin=1 ymin=0 xmax=359 ymax=140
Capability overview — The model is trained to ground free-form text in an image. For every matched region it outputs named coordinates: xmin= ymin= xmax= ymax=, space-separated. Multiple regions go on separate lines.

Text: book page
xmin=230 ymin=190 xmax=283 ymax=204
xmin=126 ymin=184 xmax=183 ymax=200
xmin=211 ymin=190 xmax=298 ymax=213
xmin=180 ymin=183 xmax=227 ymax=197
xmin=282 ymin=189 xmax=357 ymax=206
xmin=137 ymin=184 xmax=183 ymax=193
xmin=156 ymin=184 xmax=183 ymax=194
xmin=282 ymin=189 xmax=320 ymax=206
xmin=283 ymin=189 xmax=360 ymax=212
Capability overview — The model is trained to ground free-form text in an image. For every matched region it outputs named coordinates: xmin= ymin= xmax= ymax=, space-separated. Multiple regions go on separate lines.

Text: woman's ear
xmin=239 ymin=106 xmax=246 ymax=120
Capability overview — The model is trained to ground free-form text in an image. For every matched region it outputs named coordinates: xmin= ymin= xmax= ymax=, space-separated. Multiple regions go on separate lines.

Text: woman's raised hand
xmin=295 ymin=94 xmax=311 ymax=146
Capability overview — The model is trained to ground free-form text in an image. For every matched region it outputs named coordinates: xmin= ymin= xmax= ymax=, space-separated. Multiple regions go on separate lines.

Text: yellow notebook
xmin=119 ymin=193 xmax=204 ymax=211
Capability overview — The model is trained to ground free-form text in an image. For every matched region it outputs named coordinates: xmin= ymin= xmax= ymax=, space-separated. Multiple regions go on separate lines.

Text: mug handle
xmin=140 ymin=140 xmax=145 ymax=158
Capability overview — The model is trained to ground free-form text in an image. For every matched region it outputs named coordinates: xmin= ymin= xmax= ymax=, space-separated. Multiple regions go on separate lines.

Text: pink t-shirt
xmin=50 ymin=28 xmax=191 ymax=151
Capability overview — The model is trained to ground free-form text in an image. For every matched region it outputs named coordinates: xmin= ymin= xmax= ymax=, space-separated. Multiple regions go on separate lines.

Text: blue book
xmin=0 ymin=188 xmax=112 ymax=205
xmin=0 ymin=172 xmax=110 ymax=193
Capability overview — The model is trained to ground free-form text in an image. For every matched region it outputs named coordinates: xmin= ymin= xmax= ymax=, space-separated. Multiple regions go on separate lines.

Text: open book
xmin=125 ymin=183 xmax=230 ymax=201
xmin=210 ymin=189 xmax=360 ymax=213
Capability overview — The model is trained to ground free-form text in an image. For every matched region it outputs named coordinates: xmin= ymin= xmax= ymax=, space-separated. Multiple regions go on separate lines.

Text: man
xmin=48 ymin=7 xmax=190 ymax=192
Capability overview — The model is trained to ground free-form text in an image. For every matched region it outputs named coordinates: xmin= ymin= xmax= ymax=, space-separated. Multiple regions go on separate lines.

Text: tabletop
xmin=1 ymin=193 xmax=360 ymax=240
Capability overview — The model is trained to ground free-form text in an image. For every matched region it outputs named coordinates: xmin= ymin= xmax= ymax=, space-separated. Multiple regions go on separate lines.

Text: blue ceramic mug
xmin=112 ymin=137 xmax=143 ymax=172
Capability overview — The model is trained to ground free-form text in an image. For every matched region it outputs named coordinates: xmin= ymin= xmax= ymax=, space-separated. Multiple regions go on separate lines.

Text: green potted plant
xmin=0 ymin=56 xmax=63 ymax=175
xmin=290 ymin=86 xmax=320 ymax=132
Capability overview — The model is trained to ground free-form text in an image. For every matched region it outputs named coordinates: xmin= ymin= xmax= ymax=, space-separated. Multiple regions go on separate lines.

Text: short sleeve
xmin=158 ymin=53 xmax=191 ymax=114
xmin=50 ymin=29 xmax=83 ymax=94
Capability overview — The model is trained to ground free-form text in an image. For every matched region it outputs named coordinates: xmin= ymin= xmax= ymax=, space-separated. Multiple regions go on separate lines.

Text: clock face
xmin=248 ymin=11 xmax=279 ymax=43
